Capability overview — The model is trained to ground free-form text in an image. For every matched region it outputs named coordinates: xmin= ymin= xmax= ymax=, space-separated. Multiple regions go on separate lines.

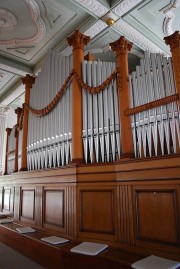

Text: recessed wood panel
xmin=80 ymin=190 xmax=115 ymax=234
xmin=3 ymin=188 xmax=11 ymax=211
xmin=44 ymin=190 xmax=64 ymax=227
xmin=135 ymin=189 xmax=178 ymax=244
xmin=21 ymin=190 xmax=35 ymax=220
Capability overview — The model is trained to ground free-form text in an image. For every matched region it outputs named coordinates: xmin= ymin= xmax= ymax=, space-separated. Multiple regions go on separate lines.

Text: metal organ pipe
xmin=82 ymin=60 xmax=120 ymax=163
xmin=129 ymin=51 xmax=180 ymax=158
xmin=27 ymin=50 xmax=72 ymax=170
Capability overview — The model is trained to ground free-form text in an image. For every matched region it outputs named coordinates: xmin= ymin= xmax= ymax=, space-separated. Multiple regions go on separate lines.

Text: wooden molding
xmin=125 ymin=93 xmax=179 ymax=116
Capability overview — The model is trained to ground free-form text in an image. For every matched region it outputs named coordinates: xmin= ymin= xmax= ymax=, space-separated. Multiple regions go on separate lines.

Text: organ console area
xmin=0 ymin=30 xmax=180 ymax=268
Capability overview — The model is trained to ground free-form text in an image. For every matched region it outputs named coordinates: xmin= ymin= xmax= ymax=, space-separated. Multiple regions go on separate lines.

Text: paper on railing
xmin=0 ymin=212 xmax=9 ymax=219
xmin=70 ymin=242 xmax=108 ymax=256
xmin=0 ymin=218 xmax=13 ymax=224
xmin=41 ymin=236 xmax=69 ymax=245
xmin=16 ymin=227 xmax=36 ymax=234
xmin=131 ymin=255 xmax=180 ymax=269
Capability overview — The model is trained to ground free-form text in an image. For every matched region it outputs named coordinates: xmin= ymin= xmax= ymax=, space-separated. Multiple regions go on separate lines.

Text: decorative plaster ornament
xmin=0 ymin=8 xmax=17 ymax=30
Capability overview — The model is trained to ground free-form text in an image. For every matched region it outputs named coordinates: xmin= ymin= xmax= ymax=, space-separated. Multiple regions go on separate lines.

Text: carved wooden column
xmin=110 ymin=36 xmax=134 ymax=158
xmin=14 ymin=108 xmax=22 ymax=172
xmin=67 ymin=30 xmax=90 ymax=163
xmin=21 ymin=75 xmax=35 ymax=171
xmin=164 ymin=31 xmax=180 ymax=108
xmin=4 ymin=128 xmax=12 ymax=175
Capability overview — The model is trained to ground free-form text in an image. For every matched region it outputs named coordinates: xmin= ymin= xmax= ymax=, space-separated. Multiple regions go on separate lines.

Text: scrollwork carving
xmin=0 ymin=0 xmax=46 ymax=46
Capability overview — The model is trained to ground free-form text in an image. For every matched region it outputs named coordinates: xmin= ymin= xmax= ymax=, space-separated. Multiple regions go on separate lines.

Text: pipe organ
xmin=27 ymin=51 xmax=72 ymax=170
xmin=4 ymin=31 xmax=180 ymax=173
xmin=1 ymin=30 xmax=180 ymax=266
xmin=129 ymin=51 xmax=180 ymax=158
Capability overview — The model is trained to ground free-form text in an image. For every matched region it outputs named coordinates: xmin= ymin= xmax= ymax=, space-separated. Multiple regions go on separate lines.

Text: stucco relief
xmin=73 ymin=0 xmax=109 ymax=17
xmin=114 ymin=19 xmax=163 ymax=54
xmin=84 ymin=20 xmax=107 ymax=39
xmin=0 ymin=8 xmax=17 ymax=30
xmin=112 ymin=0 xmax=144 ymax=17
xmin=0 ymin=0 xmax=46 ymax=46
xmin=160 ymin=0 xmax=180 ymax=36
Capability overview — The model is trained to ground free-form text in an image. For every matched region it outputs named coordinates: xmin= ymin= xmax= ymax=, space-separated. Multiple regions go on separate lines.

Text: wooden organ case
xmin=0 ymin=30 xmax=180 ymax=267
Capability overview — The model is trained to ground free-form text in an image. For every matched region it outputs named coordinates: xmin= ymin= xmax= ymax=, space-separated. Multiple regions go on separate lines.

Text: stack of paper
xmin=131 ymin=255 xmax=180 ymax=269
xmin=70 ymin=242 xmax=108 ymax=256
xmin=41 ymin=236 xmax=69 ymax=245
xmin=16 ymin=227 xmax=36 ymax=234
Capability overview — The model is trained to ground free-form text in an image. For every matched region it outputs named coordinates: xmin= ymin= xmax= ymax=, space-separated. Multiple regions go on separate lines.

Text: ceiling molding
xmin=73 ymin=0 xmax=109 ymax=17
xmin=113 ymin=19 xmax=164 ymax=54
xmin=84 ymin=20 xmax=107 ymax=38
xmin=112 ymin=0 xmax=144 ymax=17
xmin=0 ymin=0 xmax=46 ymax=46
xmin=0 ymin=56 xmax=33 ymax=76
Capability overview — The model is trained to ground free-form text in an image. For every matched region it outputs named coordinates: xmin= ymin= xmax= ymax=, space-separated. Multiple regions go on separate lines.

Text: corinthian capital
xmin=67 ymin=30 xmax=90 ymax=50
xmin=22 ymin=74 xmax=36 ymax=90
xmin=110 ymin=36 xmax=132 ymax=55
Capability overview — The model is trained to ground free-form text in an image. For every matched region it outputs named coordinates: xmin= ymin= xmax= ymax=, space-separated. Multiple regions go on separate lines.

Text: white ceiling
xmin=0 ymin=0 xmax=180 ymax=109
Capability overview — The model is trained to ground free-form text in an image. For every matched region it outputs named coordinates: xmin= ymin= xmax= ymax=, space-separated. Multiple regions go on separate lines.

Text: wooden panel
xmin=118 ymin=185 xmax=134 ymax=244
xmin=80 ymin=190 xmax=115 ymax=234
xmin=21 ymin=189 xmax=35 ymax=220
xmin=3 ymin=188 xmax=11 ymax=211
xmin=43 ymin=189 xmax=64 ymax=227
xmin=35 ymin=186 xmax=43 ymax=226
xmin=66 ymin=185 xmax=76 ymax=237
xmin=134 ymin=188 xmax=179 ymax=245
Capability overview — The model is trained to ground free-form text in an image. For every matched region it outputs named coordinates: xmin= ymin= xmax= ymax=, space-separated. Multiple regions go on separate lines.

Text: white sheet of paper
xmin=131 ymin=255 xmax=180 ymax=269
xmin=16 ymin=227 xmax=36 ymax=234
xmin=70 ymin=242 xmax=108 ymax=256
xmin=41 ymin=236 xmax=69 ymax=245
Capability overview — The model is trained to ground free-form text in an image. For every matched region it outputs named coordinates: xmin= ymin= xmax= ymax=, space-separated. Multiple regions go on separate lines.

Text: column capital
xmin=164 ymin=31 xmax=180 ymax=50
xmin=0 ymin=105 xmax=10 ymax=116
xmin=6 ymin=128 xmax=12 ymax=136
xmin=22 ymin=74 xmax=36 ymax=90
xmin=15 ymin=107 xmax=22 ymax=116
xmin=67 ymin=30 xmax=90 ymax=50
xmin=110 ymin=36 xmax=132 ymax=55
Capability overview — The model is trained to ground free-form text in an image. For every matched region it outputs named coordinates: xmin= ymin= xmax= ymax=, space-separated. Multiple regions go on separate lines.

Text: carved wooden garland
xmin=23 ymin=68 xmax=118 ymax=117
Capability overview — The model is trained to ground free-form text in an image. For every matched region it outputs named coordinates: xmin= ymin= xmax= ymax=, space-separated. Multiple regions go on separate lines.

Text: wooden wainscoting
xmin=0 ymin=175 xmax=14 ymax=215
xmin=77 ymin=185 xmax=118 ymax=242
xmin=0 ymin=156 xmax=180 ymax=261
xmin=2 ymin=186 xmax=14 ymax=215
xmin=43 ymin=187 xmax=65 ymax=232
xmin=133 ymin=185 xmax=180 ymax=248
xmin=19 ymin=187 xmax=35 ymax=224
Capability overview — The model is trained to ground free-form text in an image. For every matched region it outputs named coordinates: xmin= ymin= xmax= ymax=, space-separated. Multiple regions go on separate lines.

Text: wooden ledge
xmin=0 ymin=222 xmax=146 ymax=269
